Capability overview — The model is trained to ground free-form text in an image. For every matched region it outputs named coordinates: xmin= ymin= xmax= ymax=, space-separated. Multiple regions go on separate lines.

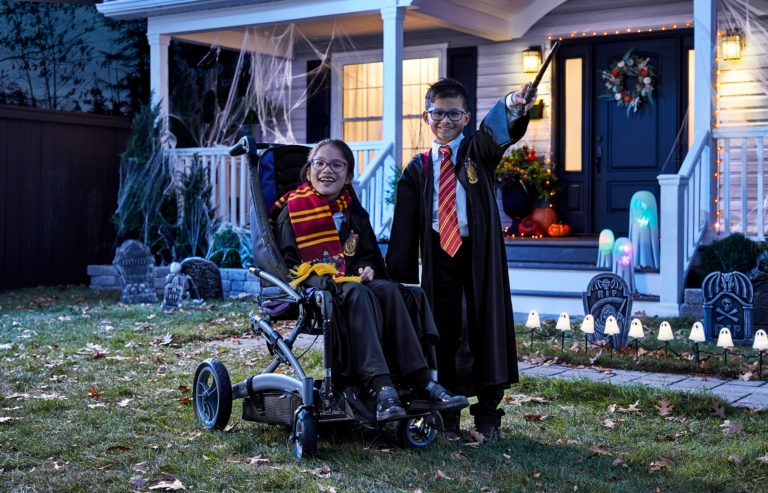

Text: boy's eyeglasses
xmin=310 ymin=159 xmax=348 ymax=172
xmin=427 ymin=110 xmax=467 ymax=122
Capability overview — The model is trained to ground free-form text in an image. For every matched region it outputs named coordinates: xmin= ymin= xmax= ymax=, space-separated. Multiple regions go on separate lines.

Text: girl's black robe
xmin=274 ymin=193 xmax=438 ymax=384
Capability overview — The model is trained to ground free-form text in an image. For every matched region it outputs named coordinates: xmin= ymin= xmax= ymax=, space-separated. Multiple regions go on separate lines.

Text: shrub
xmin=207 ymin=223 xmax=253 ymax=268
xmin=700 ymin=233 xmax=764 ymax=278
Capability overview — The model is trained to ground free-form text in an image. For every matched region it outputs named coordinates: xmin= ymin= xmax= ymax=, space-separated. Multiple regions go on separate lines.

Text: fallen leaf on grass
xmin=588 ymin=350 xmax=603 ymax=364
xmin=95 ymin=464 xmax=112 ymax=472
xmin=117 ymin=398 xmax=133 ymax=408
xmin=0 ymin=417 xmax=20 ymax=424
xmin=606 ymin=404 xmax=617 ymax=413
xmin=555 ymin=438 xmax=579 ymax=446
xmin=612 ymin=457 xmax=629 ymax=468
xmin=302 ymin=463 xmax=331 ymax=478
xmin=720 ymin=420 xmax=743 ymax=435
xmin=88 ymin=403 xmax=105 ymax=409
xmin=522 ymin=412 xmax=548 ymax=421
xmin=747 ymin=407 xmax=764 ymax=414
xmin=223 ymin=421 xmax=239 ymax=432
xmin=178 ymin=384 xmax=190 ymax=393
xmin=618 ymin=401 xmax=642 ymax=415
xmin=655 ymin=399 xmax=673 ymax=416
xmin=246 ymin=455 xmax=270 ymax=465
xmin=450 ymin=451 xmax=468 ymax=460
xmin=88 ymin=386 xmax=104 ymax=399
xmin=106 ymin=445 xmax=131 ymax=452
xmin=711 ymin=400 xmax=726 ymax=418
xmin=180 ymin=397 xmax=191 ymax=405
xmin=739 ymin=372 xmax=753 ymax=381
xmin=560 ymin=405 xmax=576 ymax=412
xmin=728 ymin=455 xmax=742 ymax=464
xmin=132 ymin=461 xmax=147 ymax=473
xmin=7 ymin=393 xmax=30 ymax=401
xmin=599 ymin=416 xmax=619 ymax=429
xmin=148 ymin=472 xmax=185 ymax=490
xmin=589 ymin=444 xmax=612 ymax=457
xmin=317 ymin=483 xmax=337 ymax=493
xmin=129 ymin=475 xmax=148 ymax=489
xmin=757 ymin=454 xmax=768 ymax=464
xmin=434 ymin=470 xmax=451 ymax=481
xmin=649 ymin=455 xmax=675 ymax=471
xmin=466 ymin=429 xmax=484 ymax=443
xmin=664 ymin=426 xmax=692 ymax=440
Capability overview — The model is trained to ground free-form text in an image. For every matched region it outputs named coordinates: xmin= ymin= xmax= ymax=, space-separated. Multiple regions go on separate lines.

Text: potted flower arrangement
xmin=495 ymin=145 xmax=559 ymax=220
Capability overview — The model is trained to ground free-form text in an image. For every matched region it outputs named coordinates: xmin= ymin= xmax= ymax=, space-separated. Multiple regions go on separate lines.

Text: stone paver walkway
xmin=519 ymin=361 xmax=768 ymax=408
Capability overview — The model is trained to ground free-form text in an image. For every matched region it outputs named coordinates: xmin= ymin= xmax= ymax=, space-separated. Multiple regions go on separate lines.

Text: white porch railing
xmin=351 ymin=141 xmax=396 ymax=238
xmin=658 ymin=125 xmax=768 ymax=313
xmin=164 ymin=140 xmax=392 ymax=232
xmin=163 ymin=147 xmax=251 ymax=226
xmin=658 ymin=130 xmax=712 ymax=313
xmin=713 ymin=126 xmax=768 ymax=242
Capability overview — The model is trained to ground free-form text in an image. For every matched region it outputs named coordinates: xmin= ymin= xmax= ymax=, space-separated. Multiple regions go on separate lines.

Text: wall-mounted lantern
xmin=722 ymin=32 xmax=742 ymax=60
xmin=523 ymin=46 xmax=542 ymax=73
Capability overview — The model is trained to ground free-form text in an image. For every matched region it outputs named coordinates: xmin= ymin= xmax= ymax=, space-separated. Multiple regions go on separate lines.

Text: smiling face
xmin=305 ymin=143 xmax=352 ymax=201
xmin=423 ymin=95 xmax=471 ymax=145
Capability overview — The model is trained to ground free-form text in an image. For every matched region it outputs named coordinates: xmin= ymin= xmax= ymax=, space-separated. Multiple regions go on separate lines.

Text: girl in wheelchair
xmin=270 ymin=138 xmax=468 ymax=422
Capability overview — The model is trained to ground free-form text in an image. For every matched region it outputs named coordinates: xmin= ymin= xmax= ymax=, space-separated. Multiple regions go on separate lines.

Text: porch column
xmin=147 ymin=32 xmax=170 ymax=133
xmin=380 ymin=6 xmax=404 ymax=167
xmin=658 ymin=174 xmax=688 ymax=315
xmin=694 ymin=0 xmax=716 ymax=228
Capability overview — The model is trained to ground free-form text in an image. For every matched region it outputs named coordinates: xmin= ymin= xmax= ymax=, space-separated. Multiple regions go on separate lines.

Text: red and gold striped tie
xmin=438 ymin=145 xmax=462 ymax=257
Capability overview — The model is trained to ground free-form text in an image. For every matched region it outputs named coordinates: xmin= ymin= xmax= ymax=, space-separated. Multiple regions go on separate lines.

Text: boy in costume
xmin=386 ymin=79 xmax=535 ymax=439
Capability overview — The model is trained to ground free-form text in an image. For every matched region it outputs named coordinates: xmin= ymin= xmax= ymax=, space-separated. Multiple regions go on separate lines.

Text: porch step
xmin=504 ymin=236 xmax=599 ymax=267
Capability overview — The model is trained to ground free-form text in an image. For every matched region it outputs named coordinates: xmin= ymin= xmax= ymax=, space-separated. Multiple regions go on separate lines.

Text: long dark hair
xmin=301 ymin=138 xmax=356 ymax=182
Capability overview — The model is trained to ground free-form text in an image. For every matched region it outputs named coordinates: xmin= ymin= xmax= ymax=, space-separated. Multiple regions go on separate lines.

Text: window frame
xmin=330 ymin=44 xmax=447 ymax=142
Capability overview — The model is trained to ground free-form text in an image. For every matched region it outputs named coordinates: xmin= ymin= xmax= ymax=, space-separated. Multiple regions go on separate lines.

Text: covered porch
xmin=97 ymin=0 xmax=768 ymax=315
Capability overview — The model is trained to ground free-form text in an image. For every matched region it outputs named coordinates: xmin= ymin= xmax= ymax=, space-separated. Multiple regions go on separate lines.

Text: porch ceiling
xmin=99 ymin=0 xmax=568 ymax=48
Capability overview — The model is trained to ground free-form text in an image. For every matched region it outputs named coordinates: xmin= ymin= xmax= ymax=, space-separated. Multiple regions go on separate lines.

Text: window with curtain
xmin=340 ymin=56 xmax=440 ymax=164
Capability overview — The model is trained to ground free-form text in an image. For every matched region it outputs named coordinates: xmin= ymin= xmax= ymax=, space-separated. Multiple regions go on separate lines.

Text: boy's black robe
xmin=386 ymin=96 xmax=529 ymax=389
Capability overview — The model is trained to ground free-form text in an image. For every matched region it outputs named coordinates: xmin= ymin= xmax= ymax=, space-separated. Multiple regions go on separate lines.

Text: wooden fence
xmin=0 ymin=105 xmax=131 ymax=289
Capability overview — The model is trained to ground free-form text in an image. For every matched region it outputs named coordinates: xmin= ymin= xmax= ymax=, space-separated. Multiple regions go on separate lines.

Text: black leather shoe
xmin=375 ymin=386 xmax=407 ymax=422
xmin=422 ymin=381 xmax=470 ymax=411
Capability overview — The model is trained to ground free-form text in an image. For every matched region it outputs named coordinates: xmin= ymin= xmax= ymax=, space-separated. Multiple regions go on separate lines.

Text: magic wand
xmin=510 ymin=41 xmax=561 ymax=117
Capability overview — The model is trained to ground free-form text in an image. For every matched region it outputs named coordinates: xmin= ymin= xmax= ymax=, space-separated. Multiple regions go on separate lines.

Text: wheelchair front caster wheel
xmin=292 ymin=408 xmax=317 ymax=458
xmin=193 ymin=359 xmax=232 ymax=430
xmin=395 ymin=412 xmax=440 ymax=449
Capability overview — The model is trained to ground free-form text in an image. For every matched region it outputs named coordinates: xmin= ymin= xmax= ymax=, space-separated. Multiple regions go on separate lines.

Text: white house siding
xmin=715 ymin=14 xmax=768 ymax=239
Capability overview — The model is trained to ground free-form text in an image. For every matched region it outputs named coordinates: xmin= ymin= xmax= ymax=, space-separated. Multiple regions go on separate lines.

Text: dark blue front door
xmin=557 ymin=32 xmax=691 ymax=235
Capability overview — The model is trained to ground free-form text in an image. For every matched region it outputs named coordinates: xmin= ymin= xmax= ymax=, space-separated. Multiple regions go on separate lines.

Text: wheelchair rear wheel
xmin=193 ymin=359 xmax=232 ymax=430
xmin=395 ymin=412 xmax=440 ymax=449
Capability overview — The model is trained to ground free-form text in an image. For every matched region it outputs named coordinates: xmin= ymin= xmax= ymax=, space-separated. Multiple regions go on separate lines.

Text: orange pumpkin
xmin=530 ymin=207 xmax=557 ymax=234
xmin=548 ymin=223 xmax=571 ymax=237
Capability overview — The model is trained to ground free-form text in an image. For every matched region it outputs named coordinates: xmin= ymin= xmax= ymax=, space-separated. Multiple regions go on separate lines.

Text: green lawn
xmin=1 ymin=286 xmax=767 ymax=492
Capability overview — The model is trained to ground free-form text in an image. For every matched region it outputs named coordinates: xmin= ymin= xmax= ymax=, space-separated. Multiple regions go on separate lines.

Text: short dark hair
xmin=301 ymin=138 xmax=355 ymax=182
xmin=424 ymin=78 xmax=469 ymax=111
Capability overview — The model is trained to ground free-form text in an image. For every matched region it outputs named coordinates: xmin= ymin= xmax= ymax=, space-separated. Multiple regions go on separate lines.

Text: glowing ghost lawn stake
xmin=597 ymin=229 xmax=615 ymax=268
xmin=628 ymin=191 xmax=659 ymax=269
xmin=612 ymin=237 xmax=635 ymax=293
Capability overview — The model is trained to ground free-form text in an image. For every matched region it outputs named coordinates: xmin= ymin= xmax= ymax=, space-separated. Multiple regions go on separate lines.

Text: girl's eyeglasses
xmin=427 ymin=110 xmax=467 ymax=122
xmin=310 ymin=159 xmax=347 ymax=172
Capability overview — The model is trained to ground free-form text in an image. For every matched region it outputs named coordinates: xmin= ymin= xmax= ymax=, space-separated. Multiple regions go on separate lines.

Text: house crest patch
xmin=465 ymin=158 xmax=479 ymax=184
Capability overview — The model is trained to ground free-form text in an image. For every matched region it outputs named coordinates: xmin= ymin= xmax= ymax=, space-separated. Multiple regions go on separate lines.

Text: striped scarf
xmin=273 ymin=182 xmax=360 ymax=288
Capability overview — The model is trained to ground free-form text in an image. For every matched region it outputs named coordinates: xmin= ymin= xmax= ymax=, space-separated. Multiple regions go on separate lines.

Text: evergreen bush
xmin=700 ymin=233 xmax=764 ymax=278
